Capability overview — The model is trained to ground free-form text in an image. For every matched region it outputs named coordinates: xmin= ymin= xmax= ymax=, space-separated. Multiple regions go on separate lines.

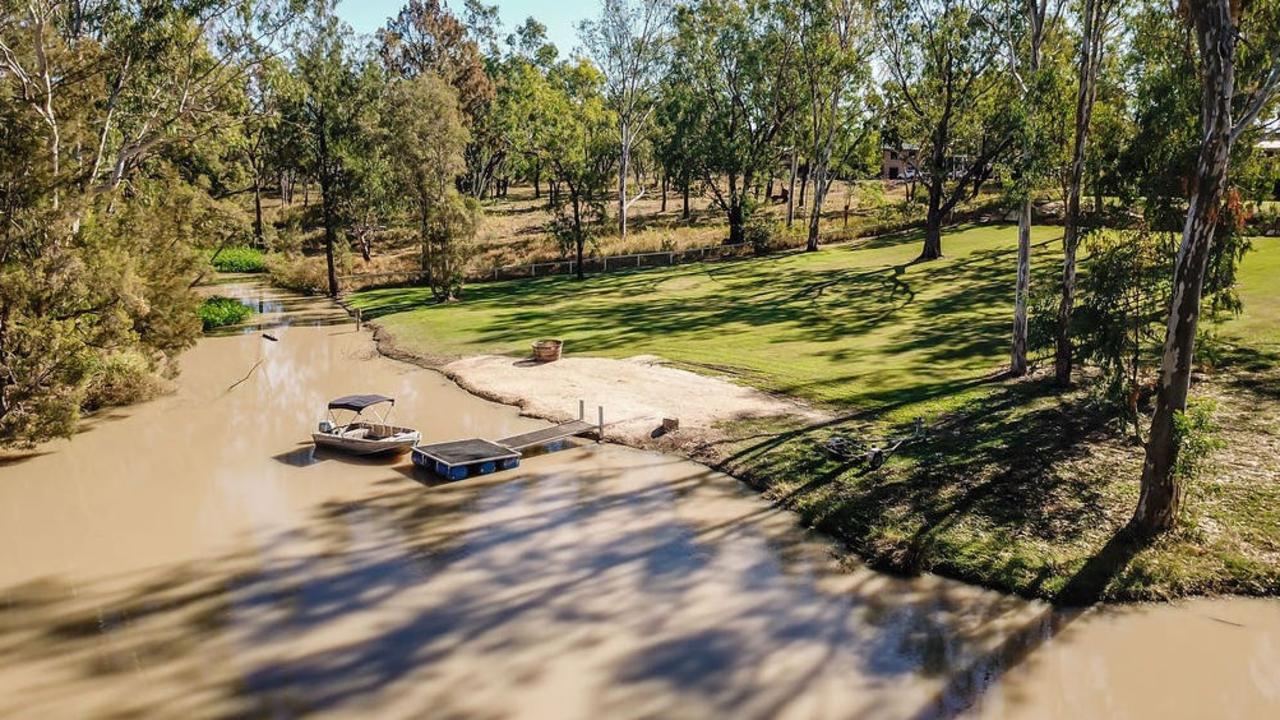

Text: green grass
xmin=353 ymin=224 xmax=1060 ymax=416
xmin=198 ymin=296 xmax=252 ymax=330
xmin=210 ymin=246 xmax=267 ymax=273
xmin=351 ymin=225 xmax=1280 ymax=602
xmin=1220 ymin=237 xmax=1280 ymax=349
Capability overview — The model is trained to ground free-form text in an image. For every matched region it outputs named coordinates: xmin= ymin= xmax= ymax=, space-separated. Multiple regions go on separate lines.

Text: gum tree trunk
xmin=618 ymin=124 xmax=630 ymax=240
xmin=1057 ymin=0 xmax=1109 ymax=386
xmin=1010 ymin=0 xmax=1049 ymax=378
xmin=317 ymin=115 xmax=338 ymax=298
xmin=1011 ymin=203 xmax=1031 ymax=376
xmin=921 ymin=176 xmax=945 ymax=261
xmin=572 ymin=187 xmax=585 ymax=281
xmin=807 ymin=162 xmax=830 ymax=252
xmin=252 ymin=177 xmax=264 ymax=247
xmin=1133 ymin=0 xmax=1236 ymax=534
xmin=786 ymin=151 xmax=798 ymax=228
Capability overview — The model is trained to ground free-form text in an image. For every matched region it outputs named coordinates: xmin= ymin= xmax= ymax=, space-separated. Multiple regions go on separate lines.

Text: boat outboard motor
xmin=318 ymin=420 xmax=334 ymax=434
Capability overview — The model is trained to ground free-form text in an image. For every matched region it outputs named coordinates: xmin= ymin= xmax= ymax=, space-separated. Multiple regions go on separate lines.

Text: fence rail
xmin=337 ymin=242 xmax=753 ymax=290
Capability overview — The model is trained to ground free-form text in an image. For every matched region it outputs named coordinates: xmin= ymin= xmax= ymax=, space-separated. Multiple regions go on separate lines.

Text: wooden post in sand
xmin=355 ymin=308 xmax=362 ymax=330
xmin=597 ymin=406 xmax=604 ymax=442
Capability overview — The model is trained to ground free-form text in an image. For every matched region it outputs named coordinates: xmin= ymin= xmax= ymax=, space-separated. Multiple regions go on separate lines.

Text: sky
xmin=336 ymin=0 xmax=591 ymax=57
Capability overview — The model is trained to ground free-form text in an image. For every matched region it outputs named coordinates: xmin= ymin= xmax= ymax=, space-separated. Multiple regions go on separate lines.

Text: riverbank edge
xmin=337 ymin=296 xmax=1181 ymax=607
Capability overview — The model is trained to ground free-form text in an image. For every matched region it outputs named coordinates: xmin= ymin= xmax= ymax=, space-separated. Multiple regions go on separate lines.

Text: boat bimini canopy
xmin=327 ymin=394 xmax=395 ymax=412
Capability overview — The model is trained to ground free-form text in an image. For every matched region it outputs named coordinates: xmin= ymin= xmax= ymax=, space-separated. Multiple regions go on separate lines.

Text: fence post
xmin=355 ymin=308 xmax=362 ymax=330
xmin=597 ymin=406 xmax=604 ymax=442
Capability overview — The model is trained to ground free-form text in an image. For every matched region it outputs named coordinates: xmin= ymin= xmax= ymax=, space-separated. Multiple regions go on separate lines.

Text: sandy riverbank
xmin=366 ymin=323 xmax=829 ymax=452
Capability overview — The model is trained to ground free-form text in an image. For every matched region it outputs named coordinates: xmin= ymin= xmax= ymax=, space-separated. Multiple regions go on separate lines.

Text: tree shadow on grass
xmin=1202 ymin=340 xmax=1280 ymax=401
xmin=721 ymin=374 xmax=1137 ymax=600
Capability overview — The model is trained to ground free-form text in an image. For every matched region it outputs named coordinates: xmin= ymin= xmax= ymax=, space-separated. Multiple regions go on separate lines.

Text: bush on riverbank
xmin=199 ymin=296 xmax=252 ymax=330
xmin=267 ymin=254 xmax=332 ymax=295
xmin=210 ymin=246 xmax=267 ymax=273
xmin=82 ymin=351 xmax=170 ymax=411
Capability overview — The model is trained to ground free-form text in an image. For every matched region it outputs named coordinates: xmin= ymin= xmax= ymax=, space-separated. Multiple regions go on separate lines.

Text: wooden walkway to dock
xmin=412 ymin=403 xmax=606 ymax=481
xmin=497 ymin=420 xmax=597 ymax=450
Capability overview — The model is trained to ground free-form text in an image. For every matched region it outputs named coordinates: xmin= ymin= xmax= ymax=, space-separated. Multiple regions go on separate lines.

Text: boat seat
xmin=341 ymin=427 xmax=370 ymax=440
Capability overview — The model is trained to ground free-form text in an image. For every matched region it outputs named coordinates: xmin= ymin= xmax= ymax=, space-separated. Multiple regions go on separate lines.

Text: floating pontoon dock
xmin=411 ymin=402 xmax=604 ymax=481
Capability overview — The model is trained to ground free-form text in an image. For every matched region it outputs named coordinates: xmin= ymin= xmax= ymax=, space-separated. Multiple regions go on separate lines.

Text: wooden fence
xmin=337 ymin=242 xmax=753 ymax=291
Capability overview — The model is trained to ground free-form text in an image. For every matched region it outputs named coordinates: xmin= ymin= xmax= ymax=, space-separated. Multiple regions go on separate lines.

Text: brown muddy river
xmin=2 ymin=280 xmax=1279 ymax=719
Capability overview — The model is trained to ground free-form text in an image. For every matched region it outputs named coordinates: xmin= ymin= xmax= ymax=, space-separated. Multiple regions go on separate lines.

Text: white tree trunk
xmin=1134 ymin=0 xmax=1246 ymax=534
xmin=1011 ymin=201 xmax=1031 ymax=376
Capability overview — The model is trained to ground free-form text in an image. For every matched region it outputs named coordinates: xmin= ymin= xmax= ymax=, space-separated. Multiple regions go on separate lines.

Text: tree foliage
xmin=670 ymin=0 xmax=799 ymax=244
xmin=0 ymin=0 xmax=305 ymax=448
xmin=382 ymin=73 xmax=472 ymax=300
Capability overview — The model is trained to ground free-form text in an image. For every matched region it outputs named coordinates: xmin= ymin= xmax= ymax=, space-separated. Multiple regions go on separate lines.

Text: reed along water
xmin=2 ymin=280 xmax=1278 ymax=719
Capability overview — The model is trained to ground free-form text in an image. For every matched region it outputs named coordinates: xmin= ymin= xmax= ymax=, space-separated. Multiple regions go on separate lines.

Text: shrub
xmin=744 ymin=212 xmax=781 ymax=256
xmin=1172 ymin=400 xmax=1225 ymax=483
xmin=273 ymin=214 xmax=304 ymax=254
xmin=267 ymin=254 xmax=330 ymax=295
xmin=1071 ymin=227 xmax=1172 ymax=435
xmin=210 ymin=246 xmax=267 ymax=273
xmin=1251 ymin=205 xmax=1280 ymax=236
xmin=83 ymin=351 xmax=168 ymax=411
xmin=198 ymin=296 xmax=252 ymax=330
xmin=421 ymin=194 xmax=478 ymax=302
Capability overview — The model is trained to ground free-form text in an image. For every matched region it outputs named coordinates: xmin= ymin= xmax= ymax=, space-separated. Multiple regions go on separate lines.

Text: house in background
xmin=882 ymin=145 xmax=920 ymax=180
xmin=881 ymin=145 xmax=977 ymax=182
xmin=1261 ymin=131 xmax=1280 ymax=199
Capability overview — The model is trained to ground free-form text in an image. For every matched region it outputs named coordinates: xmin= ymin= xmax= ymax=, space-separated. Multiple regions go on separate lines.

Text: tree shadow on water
xmin=907 ymin=527 xmax=1151 ymax=719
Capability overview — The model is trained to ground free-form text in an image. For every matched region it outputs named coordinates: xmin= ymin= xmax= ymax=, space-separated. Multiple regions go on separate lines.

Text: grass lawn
xmin=351 ymin=226 xmax=1280 ymax=603
xmin=354 ymin=224 xmax=1057 ymax=416
xmin=1220 ymin=235 xmax=1280 ymax=349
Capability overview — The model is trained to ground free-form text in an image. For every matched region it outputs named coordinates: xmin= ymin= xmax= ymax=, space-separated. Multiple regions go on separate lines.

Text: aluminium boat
xmin=311 ymin=394 xmax=421 ymax=455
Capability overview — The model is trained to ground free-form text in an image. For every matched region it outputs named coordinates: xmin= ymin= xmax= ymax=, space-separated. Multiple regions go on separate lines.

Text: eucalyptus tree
xmin=985 ymin=0 xmax=1066 ymax=376
xmin=538 ymin=60 xmax=617 ymax=279
xmin=581 ymin=0 xmax=674 ymax=241
xmin=794 ymin=0 xmax=876 ymax=252
xmin=1054 ymin=0 xmax=1121 ymax=385
xmin=507 ymin=16 xmax=559 ymax=68
xmin=238 ymin=58 xmax=293 ymax=246
xmin=378 ymin=0 xmax=497 ymax=197
xmin=0 ymin=0 xmax=306 ymax=447
xmin=654 ymin=75 xmax=702 ymax=220
xmin=877 ymin=0 xmax=1015 ymax=260
xmin=293 ymin=11 xmax=383 ymax=296
xmin=670 ymin=0 xmax=800 ymax=244
xmin=1132 ymin=0 xmax=1280 ymax=535
xmin=382 ymin=74 xmax=473 ymax=300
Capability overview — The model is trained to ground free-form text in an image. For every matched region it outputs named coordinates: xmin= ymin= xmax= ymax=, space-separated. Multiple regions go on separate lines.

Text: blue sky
xmin=336 ymin=0 xmax=591 ymax=56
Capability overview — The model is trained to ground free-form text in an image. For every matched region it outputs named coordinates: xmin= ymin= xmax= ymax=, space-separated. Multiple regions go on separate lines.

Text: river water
xmin=1 ymin=281 xmax=1278 ymax=719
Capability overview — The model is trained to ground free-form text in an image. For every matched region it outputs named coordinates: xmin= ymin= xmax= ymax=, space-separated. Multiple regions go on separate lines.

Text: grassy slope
xmin=354 ymin=224 xmax=1059 ymax=416
xmin=352 ymin=227 xmax=1280 ymax=603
